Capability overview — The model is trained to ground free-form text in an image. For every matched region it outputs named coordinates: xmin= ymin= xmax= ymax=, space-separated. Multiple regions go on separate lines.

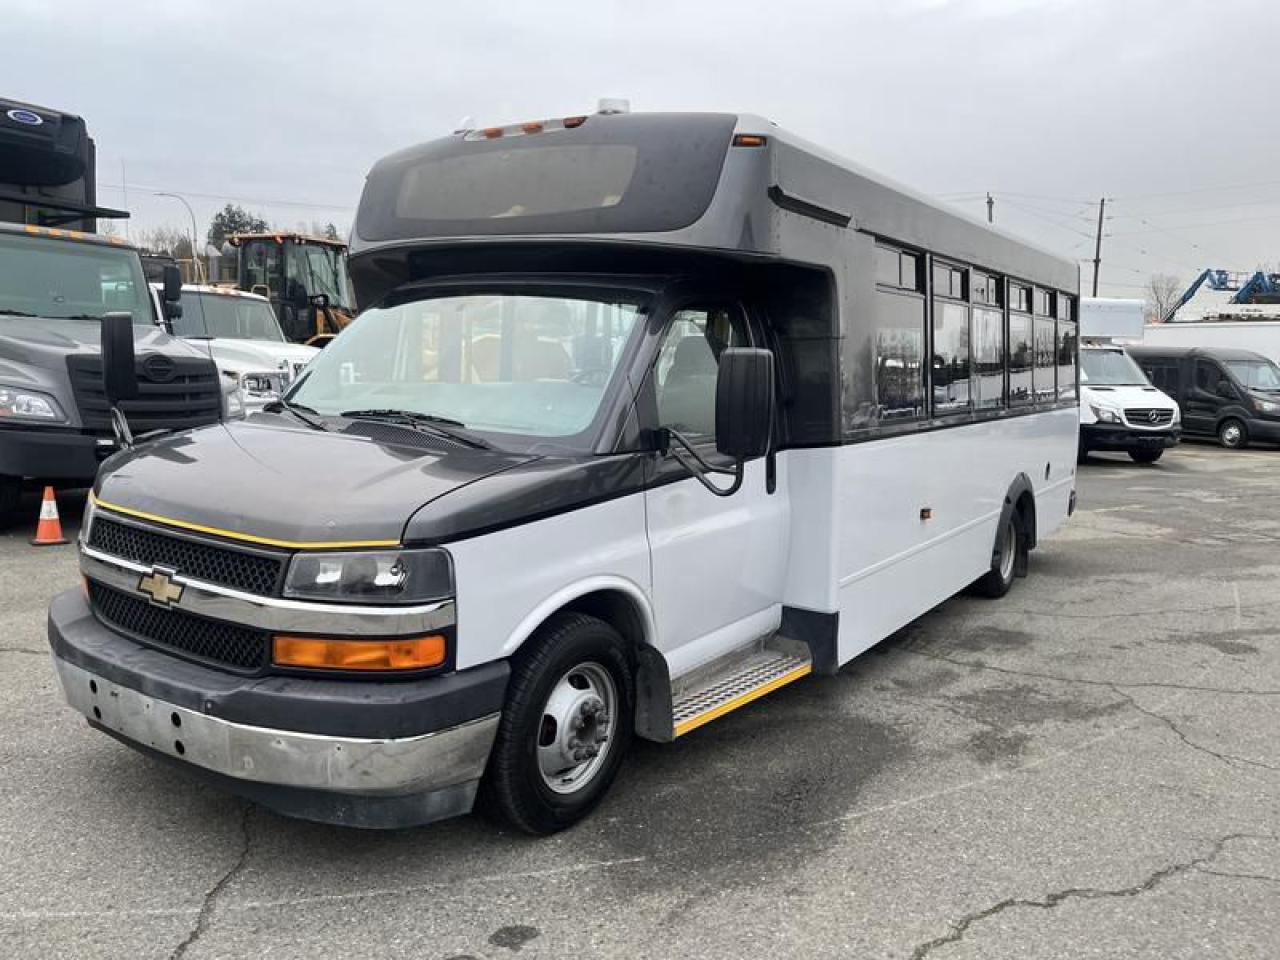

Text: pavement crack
xmin=908 ymin=834 xmax=1263 ymax=960
xmin=905 ymin=649 xmax=1280 ymax=697
xmin=1193 ymin=867 xmax=1280 ymax=884
xmin=1109 ymin=688 xmax=1279 ymax=772
xmin=0 ymin=646 xmax=45 ymax=657
xmin=169 ymin=804 xmax=254 ymax=960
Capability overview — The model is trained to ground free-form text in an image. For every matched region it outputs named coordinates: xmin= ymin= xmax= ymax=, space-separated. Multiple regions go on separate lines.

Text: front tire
xmin=1128 ymin=448 xmax=1164 ymax=464
xmin=480 ymin=613 xmax=634 ymax=835
xmin=972 ymin=510 xmax=1023 ymax=599
xmin=1218 ymin=418 xmax=1248 ymax=449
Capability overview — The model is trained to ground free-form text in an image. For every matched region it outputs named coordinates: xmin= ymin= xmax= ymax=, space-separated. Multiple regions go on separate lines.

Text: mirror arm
xmin=662 ymin=428 xmax=744 ymax=497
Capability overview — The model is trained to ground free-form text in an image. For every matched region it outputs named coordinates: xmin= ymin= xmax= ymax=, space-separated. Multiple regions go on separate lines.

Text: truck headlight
xmin=0 ymin=386 xmax=66 ymax=422
xmin=222 ymin=385 xmax=246 ymax=419
xmin=283 ymin=548 xmax=454 ymax=605
xmin=1089 ymin=403 xmax=1121 ymax=424
xmin=1258 ymin=398 xmax=1280 ymax=414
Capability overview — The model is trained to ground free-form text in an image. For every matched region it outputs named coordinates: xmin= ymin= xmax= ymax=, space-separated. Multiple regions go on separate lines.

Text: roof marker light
xmin=481 ymin=126 xmax=504 ymax=139
xmin=563 ymin=115 xmax=587 ymax=129
xmin=732 ymin=134 xmax=768 ymax=147
xmin=520 ymin=121 xmax=544 ymax=134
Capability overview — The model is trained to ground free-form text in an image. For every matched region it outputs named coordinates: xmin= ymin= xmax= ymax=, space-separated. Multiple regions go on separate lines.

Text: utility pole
xmin=1091 ymin=196 xmax=1107 ymax=296
xmin=986 ymin=192 xmax=994 ymax=224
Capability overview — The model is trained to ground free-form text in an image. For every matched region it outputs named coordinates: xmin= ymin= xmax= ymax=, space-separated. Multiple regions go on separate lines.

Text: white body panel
xmin=831 ymin=409 xmax=1075 ymax=661
xmin=1080 ymin=297 xmax=1145 ymax=340
xmin=448 ymin=494 xmax=652 ymax=671
xmin=645 ymin=459 xmax=790 ymax=678
xmin=450 ymin=408 xmax=1075 ymax=682
xmin=1143 ymin=321 xmax=1280 ymax=366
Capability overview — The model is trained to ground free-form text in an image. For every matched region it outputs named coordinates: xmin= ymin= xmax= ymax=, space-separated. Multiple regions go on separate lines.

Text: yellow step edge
xmin=90 ymin=493 xmax=400 ymax=551
xmin=673 ymin=663 xmax=812 ymax=738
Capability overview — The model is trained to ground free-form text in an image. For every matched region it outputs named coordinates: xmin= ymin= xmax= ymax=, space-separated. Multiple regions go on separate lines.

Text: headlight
xmin=1089 ymin=403 xmax=1121 ymax=424
xmin=240 ymin=372 xmax=282 ymax=397
xmin=1171 ymin=405 xmax=1182 ymax=422
xmin=0 ymin=386 xmax=66 ymax=422
xmin=1257 ymin=398 xmax=1280 ymax=414
xmin=284 ymin=548 xmax=454 ymax=605
xmin=222 ymin=385 xmax=246 ymax=419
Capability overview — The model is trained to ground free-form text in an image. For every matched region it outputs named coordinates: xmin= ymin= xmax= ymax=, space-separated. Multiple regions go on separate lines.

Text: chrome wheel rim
xmin=1222 ymin=423 xmax=1242 ymax=447
xmin=999 ymin=520 xmax=1016 ymax=581
xmin=536 ymin=662 xmax=617 ymax=795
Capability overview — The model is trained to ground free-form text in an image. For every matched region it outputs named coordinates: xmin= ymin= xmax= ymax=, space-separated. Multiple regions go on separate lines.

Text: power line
xmin=96 ymin=181 xmax=355 ymax=213
xmin=1116 ymin=177 xmax=1280 ymax=202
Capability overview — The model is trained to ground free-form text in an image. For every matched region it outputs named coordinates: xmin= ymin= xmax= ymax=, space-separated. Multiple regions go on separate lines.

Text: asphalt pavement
xmin=1 ymin=443 xmax=1277 ymax=959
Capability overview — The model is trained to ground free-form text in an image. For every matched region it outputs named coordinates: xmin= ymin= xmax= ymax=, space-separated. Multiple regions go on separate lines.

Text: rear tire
xmin=1128 ymin=448 xmax=1164 ymax=464
xmin=480 ymin=613 xmax=634 ymax=835
xmin=972 ymin=510 xmax=1023 ymax=599
xmin=1218 ymin=418 xmax=1247 ymax=449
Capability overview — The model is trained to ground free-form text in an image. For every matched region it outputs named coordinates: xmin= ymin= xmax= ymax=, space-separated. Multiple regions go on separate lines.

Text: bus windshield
xmin=0 ymin=232 xmax=154 ymax=324
xmin=1080 ymin=349 xmax=1149 ymax=386
xmin=288 ymin=291 xmax=646 ymax=451
xmin=174 ymin=292 xmax=285 ymax=342
xmin=1226 ymin=359 xmax=1280 ymax=392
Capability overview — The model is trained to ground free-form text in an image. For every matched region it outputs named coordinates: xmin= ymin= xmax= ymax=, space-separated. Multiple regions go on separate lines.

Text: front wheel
xmin=1218 ymin=418 xmax=1248 ymax=449
xmin=480 ymin=613 xmax=634 ymax=835
xmin=1128 ymin=448 xmax=1164 ymax=464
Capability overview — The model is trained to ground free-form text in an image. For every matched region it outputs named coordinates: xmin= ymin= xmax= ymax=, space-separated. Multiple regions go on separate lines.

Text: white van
xmin=1078 ymin=343 xmax=1180 ymax=462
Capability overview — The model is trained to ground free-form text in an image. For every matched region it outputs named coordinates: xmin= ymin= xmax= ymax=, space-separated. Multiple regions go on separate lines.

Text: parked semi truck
xmin=0 ymin=97 xmax=239 ymax=518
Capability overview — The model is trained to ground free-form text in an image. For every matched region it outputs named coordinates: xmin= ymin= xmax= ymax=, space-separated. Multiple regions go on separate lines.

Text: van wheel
xmin=1128 ymin=448 xmax=1163 ymax=464
xmin=480 ymin=613 xmax=633 ymax=835
xmin=971 ymin=511 xmax=1023 ymax=599
xmin=1218 ymin=418 xmax=1247 ymax=449
xmin=0 ymin=476 xmax=20 ymax=522
xmin=1076 ymin=440 xmax=1090 ymax=464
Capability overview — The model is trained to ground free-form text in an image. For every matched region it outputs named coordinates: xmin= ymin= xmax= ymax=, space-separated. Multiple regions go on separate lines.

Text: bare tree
xmin=136 ymin=225 xmax=188 ymax=256
xmin=1144 ymin=273 xmax=1183 ymax=323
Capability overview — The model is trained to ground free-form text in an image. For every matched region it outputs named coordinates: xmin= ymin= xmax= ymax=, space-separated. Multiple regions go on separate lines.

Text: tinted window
xmin=1033 ymin=317 xmax=1056 ymax=401
xmin=1034 ymin=288 xmax=1053 ymax=317
xmin=973 ymin=306 xmax=1005 ymax=409
xmin=356 ymin=113 xmax=736 ymax=241
xmin=1056 ymin=320 xmax=1078 ymax=399
xmin=1058 ymin=295 xmax=1074 ymax=323
xmin=1009 ymin=313 xmax=1033 ymax=405
xmin=1194 ymin=360 xmax=1221 ymax=393
xmin=874 ymin=289 xmax=925 ymax=420
xmin=972 ymin=272 xmax=1001 ymax=306
xmin=932 ymin=299 xmax=971 ymax=414
xmin=1010 ymin=284 xmax=1030 ymax=313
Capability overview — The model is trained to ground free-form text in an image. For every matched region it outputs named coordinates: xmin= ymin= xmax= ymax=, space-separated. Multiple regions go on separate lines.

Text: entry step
xmin=672 ymin=644 xmax=811 ymax=737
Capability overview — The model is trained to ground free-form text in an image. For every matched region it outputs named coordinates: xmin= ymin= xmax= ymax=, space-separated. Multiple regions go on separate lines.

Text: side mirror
xmin=715 ymin=347 xmax=775 ymax=460
xmin=164 ymin=301 xmax=183 ymax=321
xmin=310 ymin=292 xmax=331 ymax=309
xmin=101 ymin=312 xmax=138 ymax=404
xmin=162 ymin=265 xmax=182 ymax=303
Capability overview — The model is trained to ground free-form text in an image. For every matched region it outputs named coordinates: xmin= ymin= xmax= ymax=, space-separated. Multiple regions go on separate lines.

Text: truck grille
xmin=88 ymin=514 xmax=285 ymax=596
xmin=67 ymin=353 xmax=222 ymax=434
xmin=1125 ymin=408 xmax=1174 ymax=426
xmin=87 ymin=580 xmax=268 ymax=673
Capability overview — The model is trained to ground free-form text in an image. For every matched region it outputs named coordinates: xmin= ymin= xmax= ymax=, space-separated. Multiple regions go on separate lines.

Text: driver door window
xmin=654 ymin=305 xmax=749 ymax=443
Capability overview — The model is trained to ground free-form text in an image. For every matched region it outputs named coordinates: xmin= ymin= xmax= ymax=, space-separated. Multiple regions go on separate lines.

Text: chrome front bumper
xmin=55 ymin=656 xmax=498 ymax=799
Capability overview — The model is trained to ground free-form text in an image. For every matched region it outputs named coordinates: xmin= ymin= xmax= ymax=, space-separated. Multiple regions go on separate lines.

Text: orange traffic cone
xmin=31 ymin=486 xmax=68 ymax=546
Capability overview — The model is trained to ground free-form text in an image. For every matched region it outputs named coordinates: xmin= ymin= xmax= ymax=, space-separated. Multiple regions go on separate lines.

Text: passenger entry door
xmin=1187 ymin=359 xmax=1225 ymax=434
xmin=640 ymin=303 xmax=790 ymax=679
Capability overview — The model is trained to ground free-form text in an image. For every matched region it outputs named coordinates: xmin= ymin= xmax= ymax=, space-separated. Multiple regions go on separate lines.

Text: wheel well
xmin=560 ymin=590 xmax=648 ymax=655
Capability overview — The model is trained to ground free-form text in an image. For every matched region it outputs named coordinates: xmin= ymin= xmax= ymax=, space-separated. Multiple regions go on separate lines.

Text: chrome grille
xmin=87 ymin=514 xmax=285 ymax=596
xmin=1124 ymin=408 xmax=1174 ymax=426
xmin=87 ymin=580 xmax=268 ymax=673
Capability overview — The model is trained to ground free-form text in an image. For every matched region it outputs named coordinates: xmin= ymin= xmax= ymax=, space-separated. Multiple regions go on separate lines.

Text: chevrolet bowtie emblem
xmin=138 ymin=568 xmax=184 ymax=607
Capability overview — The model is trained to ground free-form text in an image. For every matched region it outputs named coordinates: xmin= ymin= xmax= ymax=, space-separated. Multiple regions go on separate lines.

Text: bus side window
xmin=654 ymin=306 xmax=748 ymax=441
xmin=1194 ymin=359 xmax=1219 ymax=394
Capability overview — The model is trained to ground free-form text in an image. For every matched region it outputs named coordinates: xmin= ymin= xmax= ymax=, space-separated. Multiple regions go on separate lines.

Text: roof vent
xmin=596 ymin=98 xmax=630 ymax=115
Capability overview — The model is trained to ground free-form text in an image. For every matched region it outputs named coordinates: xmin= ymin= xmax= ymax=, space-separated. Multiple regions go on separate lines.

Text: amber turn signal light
xmin=272 ymin=635 xmax=447 ymax=671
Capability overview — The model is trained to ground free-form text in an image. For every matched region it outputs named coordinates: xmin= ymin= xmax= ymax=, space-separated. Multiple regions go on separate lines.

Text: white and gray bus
xmin=51 ymin=107 xmax=1079 ymax=834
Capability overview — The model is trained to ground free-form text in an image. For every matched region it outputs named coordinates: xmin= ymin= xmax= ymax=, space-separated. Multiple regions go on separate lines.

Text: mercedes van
xmin=1078 ymin=343 xmax=1180 ymax=462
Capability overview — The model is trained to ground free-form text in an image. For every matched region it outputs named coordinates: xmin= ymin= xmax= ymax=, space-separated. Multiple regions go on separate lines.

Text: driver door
xmin=641 ymin=301 xmax=790 ymax=680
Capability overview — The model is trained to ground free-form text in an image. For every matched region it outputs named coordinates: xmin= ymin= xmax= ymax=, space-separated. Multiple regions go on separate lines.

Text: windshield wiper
xmin=263 ymin=396 xmax=328 ymax=431
xmin=339 ymin=408 xmax=491 ymax=449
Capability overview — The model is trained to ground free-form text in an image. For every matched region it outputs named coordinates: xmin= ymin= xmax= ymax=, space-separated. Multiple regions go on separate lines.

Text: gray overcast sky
xmin=8 ymin=0 xmax=1279 ymax=297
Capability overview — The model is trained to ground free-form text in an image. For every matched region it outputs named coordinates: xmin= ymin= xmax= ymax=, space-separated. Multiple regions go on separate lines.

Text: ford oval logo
xmin=142 ymin=354 xmax=176 ymax=382
xmin=6 ymin=108 xmax=43 ymax=126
